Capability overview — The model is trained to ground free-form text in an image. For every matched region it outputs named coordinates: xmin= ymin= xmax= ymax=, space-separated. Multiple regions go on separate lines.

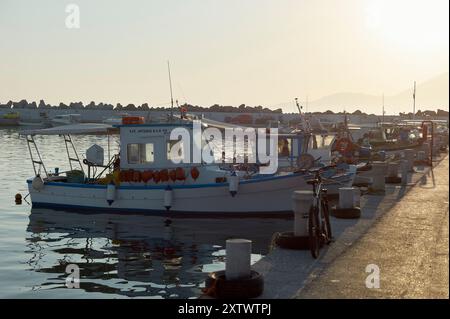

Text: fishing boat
xmin=0 ymin=112 xmax=20 ymax=126
xmin=50 ymin=113 xmax=82 ymax=126
xmin=22 ymin=117 xmax=356 ymax=217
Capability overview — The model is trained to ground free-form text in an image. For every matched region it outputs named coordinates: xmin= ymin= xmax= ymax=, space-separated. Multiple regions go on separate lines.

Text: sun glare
xmin=365 ymin=0 xmax=449 ymax=51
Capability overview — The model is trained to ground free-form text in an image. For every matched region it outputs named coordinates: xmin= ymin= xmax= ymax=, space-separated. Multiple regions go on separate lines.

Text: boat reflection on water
xmin=26 ymin=209 xmax=291 ymax=298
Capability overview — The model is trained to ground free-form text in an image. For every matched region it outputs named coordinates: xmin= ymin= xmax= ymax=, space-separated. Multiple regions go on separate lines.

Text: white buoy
xmin=401 ymin=160 xmax=409 ymax=185
xmin=31 ymin=175 xmax=44 ymax=191
xmin=228 ymin=172 xmax=239 ymax=197
xmin=339 ymin=187 xmax=355 ymax=209
xmin=164 ymin=186 xmax=173 ymax=211
xmin=403 ymin=149 xmax=415 ymax=172
xmin=106 ymin=182 xmax=116 ymax=206
xmin=225 ymin=239 xmax=251 ymax=280
xmin=371 ymin=162 xmax=387 ymax=192
xmin=292 ymin=190 xmax=313 ymax=236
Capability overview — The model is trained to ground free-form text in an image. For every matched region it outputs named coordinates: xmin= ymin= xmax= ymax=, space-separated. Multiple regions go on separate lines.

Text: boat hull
xmin=27 ymin=172 xmax=354 ymax=216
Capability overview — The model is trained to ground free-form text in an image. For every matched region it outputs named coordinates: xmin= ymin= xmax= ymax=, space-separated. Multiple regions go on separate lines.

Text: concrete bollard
xmin=339 ymin=187 xmax=355 ymax=209
xmin=387 ymin=163 xmax=399 ymax=177
xmin=403 ymin=149 xmax=415 ymax=172
xmin=385 ymin=162 xmax=402 ymax=183
xmin=292 ymin=190 xmax=313 ymax=237
xmin=401 ymin=160 xmax=409 ymax=185
xmin=417 ymin=151 xmax=426 ymax=162
xmin=225 ymin=239 xmax=251 ymax=280
xmin=371 ymin=162 xmax=387 ymax=192
xmin=331 ymin=187 xmax=361 ymax=219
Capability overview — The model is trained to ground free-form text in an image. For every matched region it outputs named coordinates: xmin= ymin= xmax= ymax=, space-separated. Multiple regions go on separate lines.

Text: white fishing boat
xmin=22 ymin=118 xmax=356 ymax=217
xmin=51 ymin=113 xmax=81 ymax=126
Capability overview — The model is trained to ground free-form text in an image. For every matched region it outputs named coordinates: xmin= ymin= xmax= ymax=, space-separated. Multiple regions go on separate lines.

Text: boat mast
xmin=167 ymin=61 xmax=174 ymax=122
xmin=412 ymin=81 xmax=416 ymax=120
xmin=382 ymin=93 xmax=385 ymax=123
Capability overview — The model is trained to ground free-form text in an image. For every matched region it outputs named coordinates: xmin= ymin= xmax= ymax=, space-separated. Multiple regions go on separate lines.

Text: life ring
xmin=335 ymin=137 xmax=352 ymax=153
xmin=190 ymin=167 xmax=200 ymax=180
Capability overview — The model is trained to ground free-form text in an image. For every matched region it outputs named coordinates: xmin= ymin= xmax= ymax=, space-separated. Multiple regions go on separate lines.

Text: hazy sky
xmin=0 ymin=0 xmax=448 ymax=113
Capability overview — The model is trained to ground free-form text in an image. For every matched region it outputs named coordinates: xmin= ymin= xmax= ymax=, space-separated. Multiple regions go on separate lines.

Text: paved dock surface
xmin=296 ymin=155 xmax=449 ymax=298
xmin=253 ymin=154 xmax=449 ymax=299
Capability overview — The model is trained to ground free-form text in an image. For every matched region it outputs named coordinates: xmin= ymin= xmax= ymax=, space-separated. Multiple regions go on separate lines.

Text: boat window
xmin=127 ymin=143 xmax=154 ymax=164
xmin=309 ymin=135 xmax=334 ymax=149
xmin=167 ymin=141 xmax=184 ymax=162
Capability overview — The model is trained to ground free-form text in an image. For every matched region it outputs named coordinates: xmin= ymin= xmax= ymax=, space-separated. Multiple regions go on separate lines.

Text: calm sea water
xmin=0 ymin=128 xmax=291 ymax=299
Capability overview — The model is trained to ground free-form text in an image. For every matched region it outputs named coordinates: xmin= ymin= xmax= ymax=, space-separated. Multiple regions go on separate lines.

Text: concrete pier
xmin=253 ymin=154 xmax=449 ymax=299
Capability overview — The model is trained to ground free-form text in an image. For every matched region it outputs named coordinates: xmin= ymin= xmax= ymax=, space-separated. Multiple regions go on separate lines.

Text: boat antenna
xmin=167 ymin=61 xmax=174 ymax=121
xmin=382 ymin=93 xmax=385 ymax=123
xmin=412 ymin=81 xmax=416 ymax=120
xmin=305 ymin=95 xmax=308 ymax=114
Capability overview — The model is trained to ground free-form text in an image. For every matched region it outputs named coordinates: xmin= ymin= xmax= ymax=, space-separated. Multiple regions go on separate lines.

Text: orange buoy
xmin=160 ymin=169 xmax=169 ymax=182
xmin=190 ymin=167 xmax=200 ymax=180
xmin=126 ymin=170 xmax=133 ymax=182
xmin=153 ymin=170 xmax=161 ymax=183
xmin=122 ymin=116 xmax=145 ymax=125
xmin=176 ymin=167 xmax=186 ymax=181
xmin=119 ymin=170 xmax=126 ymax=182
xmin=169 ymin=169 xmax=177 ymax=182
xmin=133 ymin=170 xmax=141 ymax=183
xmin=142 ymin=170 xmax=153 ymax=183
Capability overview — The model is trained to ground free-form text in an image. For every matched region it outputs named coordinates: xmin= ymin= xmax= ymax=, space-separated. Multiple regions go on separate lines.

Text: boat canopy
xmin=20 ymin=123 xmax=115 ymax=135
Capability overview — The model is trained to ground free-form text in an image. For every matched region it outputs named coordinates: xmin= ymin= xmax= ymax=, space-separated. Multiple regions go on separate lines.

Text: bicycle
xmin=306 ymin=166 xmax=334 ymax=259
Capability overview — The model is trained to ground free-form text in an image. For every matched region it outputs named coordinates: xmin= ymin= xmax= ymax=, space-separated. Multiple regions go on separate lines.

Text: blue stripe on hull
xmin=31 ymin=202 xmax=293 ymax=219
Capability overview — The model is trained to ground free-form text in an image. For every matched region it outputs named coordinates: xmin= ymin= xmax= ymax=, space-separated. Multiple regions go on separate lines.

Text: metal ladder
xmin=63 ymin=134 xmax=85 ymax=174
xmin=25 ymin=135 xmax=48 ymax=178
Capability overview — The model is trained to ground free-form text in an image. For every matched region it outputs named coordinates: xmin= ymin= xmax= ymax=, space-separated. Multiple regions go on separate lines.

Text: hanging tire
xmin=330 ymin=206 xmax=361 ymax=219
xmin=203 ymin=270 xmax=264 ymax=299
xmin=274 ymin=231 xmax=309 ymax=250
xmin=385 ymin=176 xmax=402 ymax=184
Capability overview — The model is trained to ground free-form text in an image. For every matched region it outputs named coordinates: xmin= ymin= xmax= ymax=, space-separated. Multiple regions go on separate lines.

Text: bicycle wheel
xmin=308 ymin=204 xmax=320 ymax=259
xmin=321 ymin=197 xmax=332 ymax=243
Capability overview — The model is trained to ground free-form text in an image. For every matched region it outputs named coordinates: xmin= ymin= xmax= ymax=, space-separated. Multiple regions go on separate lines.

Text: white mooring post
xmin=387 ymin=162 xmax=399 ymax=178
xmin=339 ymin=187 xmax=355 ymax=209
xmin=371 ymin=162 xmax=387 ymax=192
xmin=417 ymin=151 xmax=426 ymax=162
xmin=225 ymin=239 xmax=252 ymax=280
xmin=403 ymin=149 xmax=415 ymax=172
xmin=292 ymin=190 xmax=313 ymax=236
